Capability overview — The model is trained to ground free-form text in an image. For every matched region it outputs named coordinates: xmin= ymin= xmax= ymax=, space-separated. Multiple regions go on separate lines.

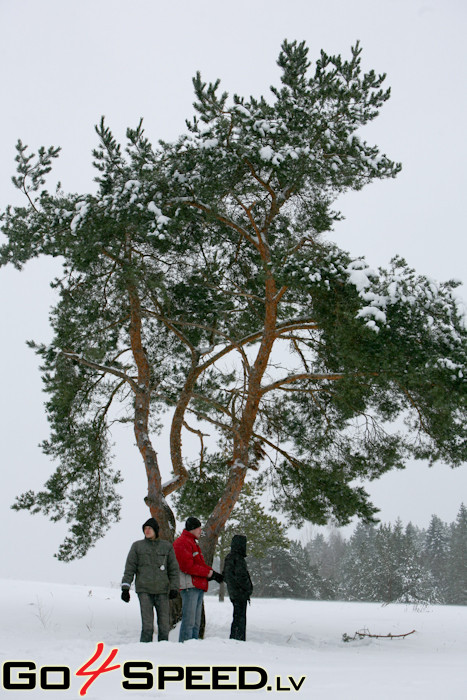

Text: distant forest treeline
xmin=244 ymin=504 xmax=467 ymax=606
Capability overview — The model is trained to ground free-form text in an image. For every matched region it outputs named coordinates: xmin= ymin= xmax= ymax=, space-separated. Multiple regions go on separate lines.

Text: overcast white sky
xmin=1 ymin=0 xmax=466 ymax=585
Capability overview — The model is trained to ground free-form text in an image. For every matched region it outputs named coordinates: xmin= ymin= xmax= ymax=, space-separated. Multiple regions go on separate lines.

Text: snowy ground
xmin=1 ymin=579 xmax=466 ymax=699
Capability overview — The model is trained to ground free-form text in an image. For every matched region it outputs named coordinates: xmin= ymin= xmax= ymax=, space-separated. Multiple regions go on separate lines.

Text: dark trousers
xmin=230 ymin=599 xmax=247 ymax=641
xmin=137 ymin=592 xmax=170 ymax=642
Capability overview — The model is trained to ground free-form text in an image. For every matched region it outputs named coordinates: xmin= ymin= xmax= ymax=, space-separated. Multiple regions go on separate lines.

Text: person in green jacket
xmin=121 ymin=518 xmax=180 ymax=642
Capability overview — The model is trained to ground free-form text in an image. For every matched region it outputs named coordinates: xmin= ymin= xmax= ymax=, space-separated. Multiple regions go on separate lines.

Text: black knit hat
xmin=185 ymin=516 xmax=201 ymax=531
xmin=142 ymin=518 xmax=159 ymax=536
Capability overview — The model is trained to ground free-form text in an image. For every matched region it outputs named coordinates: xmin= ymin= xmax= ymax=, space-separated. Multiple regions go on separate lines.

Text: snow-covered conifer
xmin=2 ymin=41 xmax=466 ymax=563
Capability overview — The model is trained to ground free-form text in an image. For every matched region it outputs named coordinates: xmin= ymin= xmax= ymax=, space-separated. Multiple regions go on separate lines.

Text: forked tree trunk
xmin=200 ymin=277 xmax=279 ymax=563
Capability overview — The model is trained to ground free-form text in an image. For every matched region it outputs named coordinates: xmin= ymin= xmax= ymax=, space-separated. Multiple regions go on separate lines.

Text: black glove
xmin=211 ymin=571 xmax=223 ymax=584
xmin=169 ymin=589 xmax=179 ymax=599
xmin=121 ymin=588 xmax=130 ymax=603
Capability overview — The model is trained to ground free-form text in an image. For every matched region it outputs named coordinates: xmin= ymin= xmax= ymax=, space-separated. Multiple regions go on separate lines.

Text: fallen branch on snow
xmin=342 ymin=628 xmax=416 ymax=642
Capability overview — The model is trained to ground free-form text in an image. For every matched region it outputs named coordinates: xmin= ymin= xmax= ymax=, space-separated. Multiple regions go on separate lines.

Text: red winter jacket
xmin=173 ymin=529 xmax=212 ymax=592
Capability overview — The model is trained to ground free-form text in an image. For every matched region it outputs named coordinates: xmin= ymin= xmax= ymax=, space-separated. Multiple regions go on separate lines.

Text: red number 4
xmin=76 ymin=642 xmax=120 ymax=696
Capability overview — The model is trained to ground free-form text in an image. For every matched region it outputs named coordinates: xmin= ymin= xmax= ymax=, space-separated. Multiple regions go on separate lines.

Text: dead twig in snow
xmin=342 ymin=628 xmax=416 ymax=642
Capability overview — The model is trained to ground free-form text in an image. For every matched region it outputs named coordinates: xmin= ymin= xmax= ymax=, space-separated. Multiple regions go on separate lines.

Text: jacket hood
xmin=230 ymin=534 xmax=247 ymax=557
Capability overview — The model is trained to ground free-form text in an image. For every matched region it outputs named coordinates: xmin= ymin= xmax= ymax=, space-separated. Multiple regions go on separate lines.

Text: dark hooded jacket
xmin=223 ymin=535 xmax=253 ymax=602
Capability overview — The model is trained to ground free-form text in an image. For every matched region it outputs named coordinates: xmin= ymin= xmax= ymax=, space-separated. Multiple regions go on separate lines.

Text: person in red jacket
xmin=173 ymin=517 xmax=223 ymax=642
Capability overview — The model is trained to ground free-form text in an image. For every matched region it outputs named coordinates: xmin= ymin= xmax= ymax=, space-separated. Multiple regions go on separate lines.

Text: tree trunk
xmin=201 ymin=292 xmax=278 ymax=563
xmin=128 ymin=283 xmax=176 ymax=541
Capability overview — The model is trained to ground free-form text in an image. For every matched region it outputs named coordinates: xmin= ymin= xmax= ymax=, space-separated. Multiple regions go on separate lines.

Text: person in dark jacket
xmin=223 ymin=534 xmax=253 ymax=641
xmin=173 ymin=516 xmax=223 ymax=642
xmin=121 ymin=518 xmax=180 ymax=642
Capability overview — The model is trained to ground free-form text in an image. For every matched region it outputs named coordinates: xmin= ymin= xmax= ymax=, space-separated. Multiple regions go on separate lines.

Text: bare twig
xmin=342 ymin=628 xmax=416 ymax=642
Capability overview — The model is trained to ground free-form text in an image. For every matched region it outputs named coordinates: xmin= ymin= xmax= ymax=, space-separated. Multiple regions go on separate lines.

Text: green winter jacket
xmin=121 ymin=538 xmax=180 ymax=594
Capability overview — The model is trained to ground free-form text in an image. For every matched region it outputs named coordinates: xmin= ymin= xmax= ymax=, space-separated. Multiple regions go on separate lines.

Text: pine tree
xmin=305 ymin=534 xmax=337 ymax=599
xmin=247 ymin=547 xmax=294 ymax=598
xmin=289 ymin=541 xmax=324 ymax=599
xmin=424 ymin=514 xmax=450 ymax=602
xmin=338 ymin=522 xmax=377 ymax=601
xmin=447 ymin=504 xmax=467 ymax=604
xmin=396 ymin=523 xmax=439 ymax=606
xmin=371 ymin=521 xmax=404 ymax=603
xmin=248 ymin=543 xmax=318 ymax=599
xmin=2 ymin=41 xmax=467 ymax=562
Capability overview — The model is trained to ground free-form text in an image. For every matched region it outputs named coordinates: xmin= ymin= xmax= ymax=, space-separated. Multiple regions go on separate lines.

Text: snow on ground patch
xmin=0 ymin=580 xmax=466 ymax=699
